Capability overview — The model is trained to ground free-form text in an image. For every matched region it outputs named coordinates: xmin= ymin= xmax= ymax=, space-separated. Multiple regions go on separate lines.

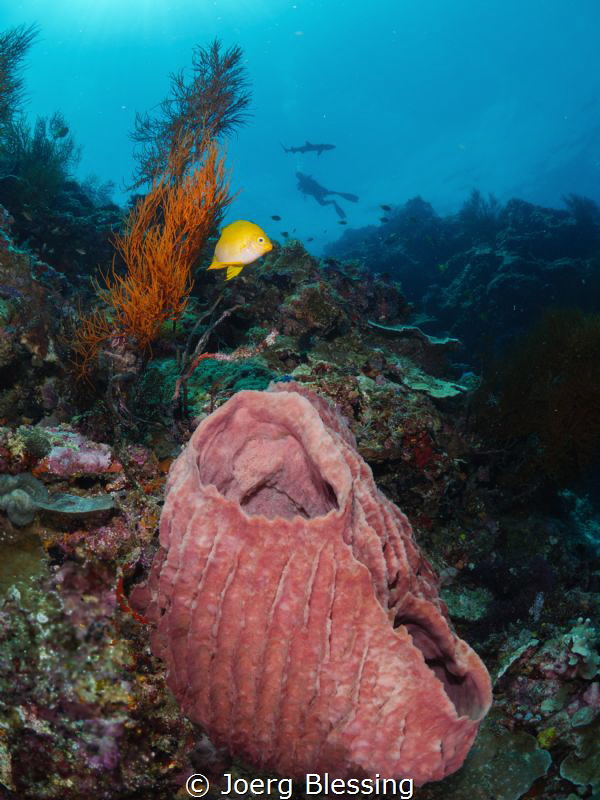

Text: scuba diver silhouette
xmin=295 ymin=172 xmax=359 ymax=219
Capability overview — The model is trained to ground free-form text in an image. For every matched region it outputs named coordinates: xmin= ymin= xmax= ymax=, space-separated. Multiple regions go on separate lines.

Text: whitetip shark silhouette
xmin=282 ymin=140 xmax=336 ymax=156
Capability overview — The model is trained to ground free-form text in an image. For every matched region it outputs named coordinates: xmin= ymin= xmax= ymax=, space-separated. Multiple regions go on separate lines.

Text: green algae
xmin=0 ymin=297 xmax=12 ymax=325
xmin=139 ymin=356 xmax=276 ymax=418
xmin=441 ymin=585 xmax=493 ymax=622
xmin=0 ymin=527 xmax=50 ymax=609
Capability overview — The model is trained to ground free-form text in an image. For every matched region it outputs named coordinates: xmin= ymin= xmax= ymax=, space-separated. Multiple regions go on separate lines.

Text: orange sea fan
xmin=105 ymin=140 xmax=231 ymax=349
xmin=70 ymin=305 xmax=114 ymax=382
xmin=74 ymin=140 xmax=232 ymax=369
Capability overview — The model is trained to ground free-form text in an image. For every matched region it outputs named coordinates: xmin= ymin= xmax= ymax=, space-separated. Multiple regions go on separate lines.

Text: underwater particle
xmin=271 ymin=215 xmax=281 ymax=220
xmin=207 ymin=220 xmax=273 ymax=281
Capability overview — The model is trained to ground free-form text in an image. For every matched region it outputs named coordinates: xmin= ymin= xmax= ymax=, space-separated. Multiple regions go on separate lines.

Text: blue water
xmin=4 ymin=0 xmax=600 ymax=254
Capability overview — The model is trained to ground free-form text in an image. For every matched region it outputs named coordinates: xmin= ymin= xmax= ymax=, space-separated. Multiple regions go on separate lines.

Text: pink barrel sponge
xmin=133 ymin=382 xmax=492 ymax=785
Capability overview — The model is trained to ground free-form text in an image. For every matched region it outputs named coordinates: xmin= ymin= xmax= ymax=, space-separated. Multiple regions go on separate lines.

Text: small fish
xmin=50 ymin=115 xmax=70 ymax=139
xmin=338 ymin=220 xmax=347 ymax=225
xmin=75 ymin=248 xmax=86 ymax=255
xmin=271 ymin=215 xmax=281 ymax=221
xmin=380 ymin=204 xmax=391 ymax=211
xmin=207 ymin=220 xmax=273 ymax=281
xmin=22 ymin=211 xmax=32 ymax=221
xmin=281 ymin=231 xmax=289 ymax=238
xmin=379 ymin=216 xmax=389 ymax=223
xmin=52 ymin=125 xmax=69 ymax=139
xmin=307 ymin=237 xmax=314 ymax=242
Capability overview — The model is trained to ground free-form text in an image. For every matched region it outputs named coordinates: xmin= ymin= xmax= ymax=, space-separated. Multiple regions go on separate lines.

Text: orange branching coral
xmin=70 ymin=306 xmax=114 ymax=383
xmin=73 ymin=140 xmax=231 ymax=370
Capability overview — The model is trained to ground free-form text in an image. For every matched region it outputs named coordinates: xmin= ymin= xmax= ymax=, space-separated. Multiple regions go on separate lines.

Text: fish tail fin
xmin=225 ymin=265 xmax=244 ymax=281
xmin=207 ymin=257 xmax=227 ymax=270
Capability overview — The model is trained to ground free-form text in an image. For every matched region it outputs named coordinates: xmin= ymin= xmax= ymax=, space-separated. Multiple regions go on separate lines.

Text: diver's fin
xmin=225 ymin=265 xmax=244 ymax=281
xmin=333 ymin=201 xmax=346 ymax=219
xmin=336 ymin=191 xmax=359 ymax=203
xmin=207 ymin=258 xmax=227 ymax=270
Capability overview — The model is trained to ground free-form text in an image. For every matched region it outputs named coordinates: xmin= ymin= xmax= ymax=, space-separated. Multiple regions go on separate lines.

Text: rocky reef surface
xmin=325 ymin=193 xmax=600 ymax=355
xmin=0 ymin=198 xmax=599 ymax=799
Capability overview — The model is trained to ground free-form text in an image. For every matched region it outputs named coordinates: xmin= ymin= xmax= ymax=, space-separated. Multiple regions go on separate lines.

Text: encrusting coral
xmin=0 ymin=472 xmax=113 ymax=526
xmin=132 ymin=381 xmax=492 ymax=786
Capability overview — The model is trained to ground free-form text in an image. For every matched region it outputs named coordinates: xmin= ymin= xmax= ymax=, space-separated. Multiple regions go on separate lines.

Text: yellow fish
xmin=207 ymin=220 xmax=273 ymax=281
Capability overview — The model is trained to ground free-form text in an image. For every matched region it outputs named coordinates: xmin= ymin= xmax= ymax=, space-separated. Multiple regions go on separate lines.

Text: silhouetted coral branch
xmin=0 ymin=23 xmax=38 ymax=129
xmin=1 ymin=112 xmax=80 ymax=202
xmin=130 ymin=39 xmax=251 ymax=186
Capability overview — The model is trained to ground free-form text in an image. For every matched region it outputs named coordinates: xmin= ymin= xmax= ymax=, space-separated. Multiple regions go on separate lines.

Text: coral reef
xmin=0 ymin=145 xmax=599 ymax=799
xmin=0 ymin=216 xmax=76 ymax=425
xmin=326 ymin=195 xmax=600 ymax=355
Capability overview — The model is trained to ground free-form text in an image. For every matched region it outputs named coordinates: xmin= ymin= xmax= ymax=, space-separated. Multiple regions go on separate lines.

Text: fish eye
xmin=258 ymin=236 xmax=265 ymax=243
